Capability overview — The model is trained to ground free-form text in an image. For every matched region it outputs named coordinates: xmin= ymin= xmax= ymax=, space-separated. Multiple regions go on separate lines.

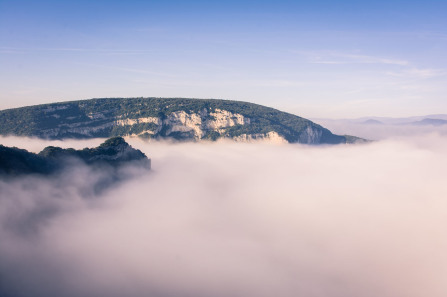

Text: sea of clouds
xmin=0 ymin=133 xmax=447 ymax=297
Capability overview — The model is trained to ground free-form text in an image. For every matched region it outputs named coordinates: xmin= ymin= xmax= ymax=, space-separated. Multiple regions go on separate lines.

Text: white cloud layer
xmin=0 ymin=136 xmax=447 ymax=297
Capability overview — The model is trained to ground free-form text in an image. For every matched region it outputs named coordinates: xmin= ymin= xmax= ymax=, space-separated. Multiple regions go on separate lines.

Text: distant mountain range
xmin=0 ymin=98 xmax=365 ymax=144
xmin=357 ymin=118 xmax=447 ymax=126
xmin=314 ymin=114 xmax=447 ymax=126
xmin=331 ymin=114 xmax=447 ymax=126
xmin=409 ymin=118 xmax=447 ymax=126
xmin=312 ymin=114 xmax=447 ymax=140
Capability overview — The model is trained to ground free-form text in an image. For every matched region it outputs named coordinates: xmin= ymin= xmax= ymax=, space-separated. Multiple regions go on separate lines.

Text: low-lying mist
xmin=1 ymin=136 xmax=447 ymax=297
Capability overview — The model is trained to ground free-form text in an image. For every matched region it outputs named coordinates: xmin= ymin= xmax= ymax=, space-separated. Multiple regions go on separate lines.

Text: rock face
xmin=0 ymin=98 xmax=363 ymax=144
xmin=233 ymin=131 xmax=288 ymax=144
xmin=0 ymin=137 xmax=150 ymax=176
xmin=161 ymin=108 xmax=250 ymax=140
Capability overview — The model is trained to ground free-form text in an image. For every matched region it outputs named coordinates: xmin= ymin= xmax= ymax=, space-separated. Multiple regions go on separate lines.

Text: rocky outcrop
xmin=0 ymin=145 xmax=53 ymax=175
xmin=232 ymin=131 xmax=288 ymax=143
xmin=115 ymin=116 xmax=161 ymax=127
xmin=298 ymin=126 xmax=324 ymax=144
xmin=0 ymin=137 xmax=150 ymax=176
xmin=161 ymin=109 xmax=250 ymax=140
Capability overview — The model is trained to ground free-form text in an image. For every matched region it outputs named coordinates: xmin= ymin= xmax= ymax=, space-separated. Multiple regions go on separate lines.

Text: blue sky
xmin=1 ymin=0 xmax=446 ymax=117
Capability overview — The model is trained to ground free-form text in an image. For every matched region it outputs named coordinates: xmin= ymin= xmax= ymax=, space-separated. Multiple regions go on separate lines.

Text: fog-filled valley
xmin=1 ymin=134 xmax=446 ymax=297
xmin=2 ymin=0 xmax=447 ymax=295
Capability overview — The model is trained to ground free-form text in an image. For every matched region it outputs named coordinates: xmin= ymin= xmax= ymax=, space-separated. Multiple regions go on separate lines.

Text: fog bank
xmin=1 ymin=136 xmax=447 ymax=297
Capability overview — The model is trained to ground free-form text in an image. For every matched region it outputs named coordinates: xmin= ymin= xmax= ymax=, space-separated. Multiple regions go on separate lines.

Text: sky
xmin=0 ymin=0 xmax=446 ymax=118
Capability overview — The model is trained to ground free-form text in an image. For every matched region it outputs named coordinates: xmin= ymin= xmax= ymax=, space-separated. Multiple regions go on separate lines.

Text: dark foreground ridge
xmin=0 ymin=137 xmax=150 ymax=176
xmin=0 ymin=97 xmax=366 ymax=144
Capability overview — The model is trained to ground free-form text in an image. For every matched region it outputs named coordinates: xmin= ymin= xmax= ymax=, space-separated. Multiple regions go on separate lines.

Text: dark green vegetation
xmin=341 ymin=135 xmax=370 ymax=144
xmin=0 ymin=98 xmax=363 ymax=144
xmin=0 ymin=137 xmax=150 ymax=176
xmin=0 ymin=145 xmax=53 ymax=175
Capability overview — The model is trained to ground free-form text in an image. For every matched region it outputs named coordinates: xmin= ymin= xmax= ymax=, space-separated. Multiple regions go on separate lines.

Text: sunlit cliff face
xmin=0 ymin=135 xmax=447 ymax=297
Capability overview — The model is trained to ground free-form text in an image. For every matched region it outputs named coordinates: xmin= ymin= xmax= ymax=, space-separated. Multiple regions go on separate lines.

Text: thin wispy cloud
xmin=305 ymin=52 xmax=409 ymax=66
xmin=134 ymin=26 xmax=167 ymax=33
xmin=0 ymin=49 xmax=26 ymax=54
xmin=386 ymin=68 xmax=447 ymax=78
xmin=73 ymin=62 xmax=179 ymax=78
xmin=0 ymin=47 xmax=154 ymax=55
